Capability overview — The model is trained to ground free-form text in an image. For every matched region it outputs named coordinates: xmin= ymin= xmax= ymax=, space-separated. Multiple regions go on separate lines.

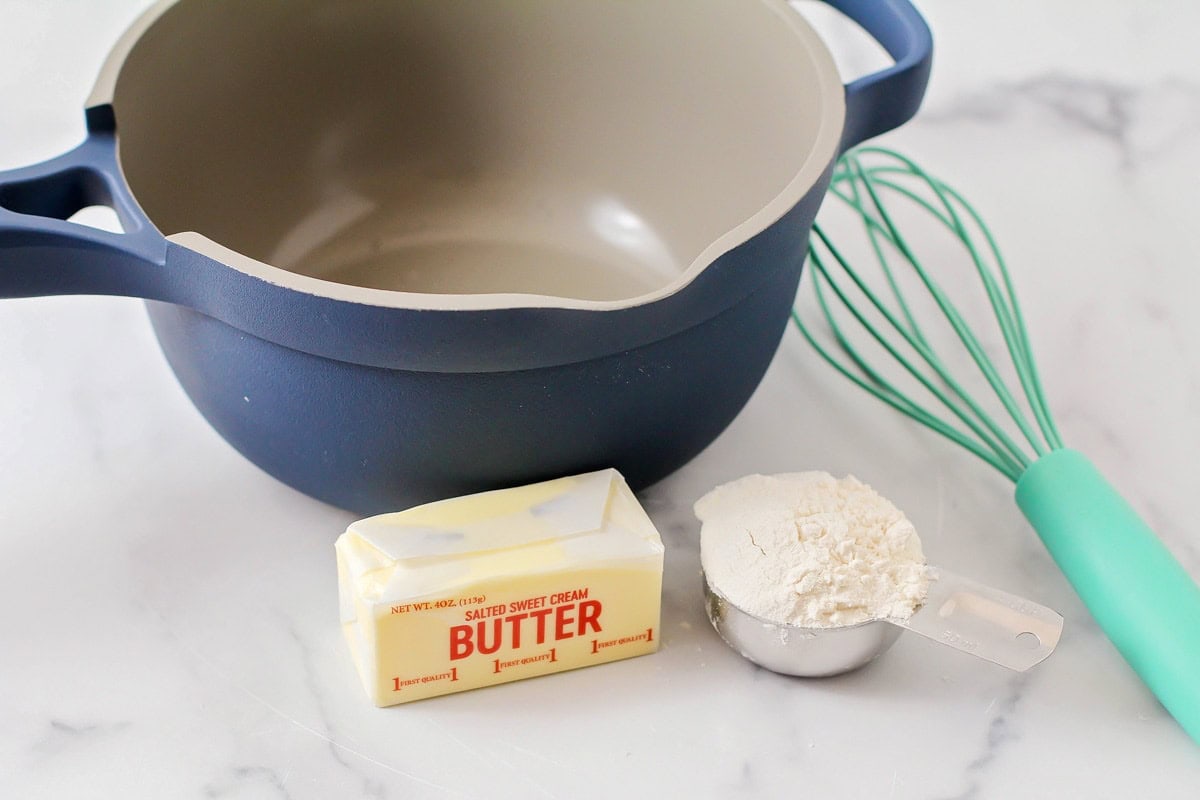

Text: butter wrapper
xmin=335 ymin=469 xmax=664 ymax=706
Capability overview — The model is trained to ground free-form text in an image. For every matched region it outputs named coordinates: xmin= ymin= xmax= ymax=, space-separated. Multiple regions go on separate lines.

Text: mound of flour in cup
xmin=696 ymin=472 xmax=931 ymax=628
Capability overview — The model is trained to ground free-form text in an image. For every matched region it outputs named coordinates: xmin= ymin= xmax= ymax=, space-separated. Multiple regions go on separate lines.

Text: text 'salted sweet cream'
xmin=335 ymin=469 xmax=664 ymax=706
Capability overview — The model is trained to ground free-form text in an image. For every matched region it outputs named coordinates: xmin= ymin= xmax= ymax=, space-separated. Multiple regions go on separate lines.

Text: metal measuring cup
xmin=703 ymin=567 xmax=1063 ymax=677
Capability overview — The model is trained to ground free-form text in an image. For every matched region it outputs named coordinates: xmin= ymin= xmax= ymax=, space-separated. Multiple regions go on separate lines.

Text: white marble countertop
xmin=2 ymin=1 xmax=1199 ymax=797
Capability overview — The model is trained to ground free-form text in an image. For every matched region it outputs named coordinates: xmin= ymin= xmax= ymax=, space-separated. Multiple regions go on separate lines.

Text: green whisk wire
xmin=799 ymin=229 xmax=1028 ymax=480
xmin=792 ymin=147 xmax=1063 ymax=483
xmin=826 ymin=161 xmax=1062 ymax=454
xmin=829 ymin=157 xmax=1035 ymax=472
xmin=850 ymin=149 xmax=1059 ymax=459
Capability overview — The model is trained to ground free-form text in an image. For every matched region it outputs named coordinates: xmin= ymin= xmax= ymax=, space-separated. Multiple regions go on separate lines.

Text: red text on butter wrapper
xmin=450 ymin=589 xmax=601 ymax=660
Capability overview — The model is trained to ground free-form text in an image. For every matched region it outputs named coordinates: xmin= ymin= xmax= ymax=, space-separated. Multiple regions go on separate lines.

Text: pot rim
xmin=86 ymin=0 xmax=846 ymax=313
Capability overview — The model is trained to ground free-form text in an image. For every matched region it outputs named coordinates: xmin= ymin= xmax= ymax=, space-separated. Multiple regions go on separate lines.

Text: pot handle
xmin=821 ymin=0 xmax=934 ymax=150
xmin=0 ymin=125 xmax=169 ymax=300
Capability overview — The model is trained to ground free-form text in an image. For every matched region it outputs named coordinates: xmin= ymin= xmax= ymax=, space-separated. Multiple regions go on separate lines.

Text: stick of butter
xmin=335 ymin=469 xmax=665 ymax=706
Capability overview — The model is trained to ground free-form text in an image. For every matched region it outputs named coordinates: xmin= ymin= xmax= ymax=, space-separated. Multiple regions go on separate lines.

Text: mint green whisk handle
xmin=1016 ymin=448 xmax=1200 ymax=742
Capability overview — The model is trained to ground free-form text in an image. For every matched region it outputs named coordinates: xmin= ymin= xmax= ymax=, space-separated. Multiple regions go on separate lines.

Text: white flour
xmin=695 ymin=472 xmax=930 ymax=628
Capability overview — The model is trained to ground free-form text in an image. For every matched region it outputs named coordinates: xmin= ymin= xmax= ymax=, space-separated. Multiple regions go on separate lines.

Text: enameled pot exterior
xmin=148 ymin=185 xmax=824 ymax=513
xmin=0 ymin=1 xmax=932 ymax=513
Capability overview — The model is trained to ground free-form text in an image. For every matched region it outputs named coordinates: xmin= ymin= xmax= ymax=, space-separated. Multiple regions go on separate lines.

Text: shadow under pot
xmin=0 ymin=0 xmax=931 ymax=513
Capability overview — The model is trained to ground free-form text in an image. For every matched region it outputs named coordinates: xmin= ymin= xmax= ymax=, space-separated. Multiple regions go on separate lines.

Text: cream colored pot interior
xmin=95 ymin=0 xmax=844 ymax=309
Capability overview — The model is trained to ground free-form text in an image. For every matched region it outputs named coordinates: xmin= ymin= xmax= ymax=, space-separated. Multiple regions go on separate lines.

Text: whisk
xmin=792 ymin=147 xmax=1200 ymax=744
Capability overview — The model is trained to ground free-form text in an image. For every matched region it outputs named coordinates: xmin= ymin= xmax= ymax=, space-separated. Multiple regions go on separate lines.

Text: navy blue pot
xmin=0 ymin=0 xmax=931 ymax=514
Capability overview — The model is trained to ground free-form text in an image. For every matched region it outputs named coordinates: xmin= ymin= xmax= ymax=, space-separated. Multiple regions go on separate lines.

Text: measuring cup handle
xmin=0 ymin=120 xmax=169 ymax=300
xmin=900 ymin=568 xmax=1063 ymax=672
xmin=821 ymin=0 xmax=934 ymax=150
xmin=1017 ymin=448 xmax=1200 ymax=744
